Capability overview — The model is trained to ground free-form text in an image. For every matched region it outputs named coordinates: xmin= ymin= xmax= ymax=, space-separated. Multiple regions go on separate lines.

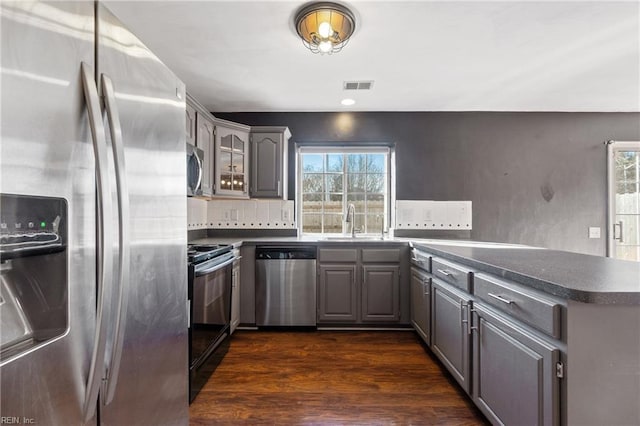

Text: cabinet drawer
xmin=362 ymin=248 xmax=401 ymax=263
xmin=432 ymin=257 xmax=473 ymax=292
xmin=474 ymin=273 xmax=562 ymax=338
xmin=318 ymin=248 xmax=358 ymax=263
xmin=410 ymin=249 xmax=431 ymax=272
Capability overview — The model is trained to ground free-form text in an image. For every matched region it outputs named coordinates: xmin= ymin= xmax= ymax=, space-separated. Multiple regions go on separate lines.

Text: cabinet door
xmin=186 ymin=103 xmax=197 ymax=146
xmin=318 ymin=264 xmax=357 ymax=322
xmin=472 ymin=304 xmax=560 ymax=426
xmin=196 ymin=113 xmax=214 ymax=196
xmin=216 ymin=126 xmax=249 ymax=197
xmin=431 ymin=280 xmax=471 ymax=393
xmin=250 ymin=132 xmax=282 ymax=198
xmin=410 ymin=268 xmax=430 ymax=345
xmin=361 ymin=265 xmax=400 ymax=322
xmin=230 ymin=261 xmax=241 ymax=334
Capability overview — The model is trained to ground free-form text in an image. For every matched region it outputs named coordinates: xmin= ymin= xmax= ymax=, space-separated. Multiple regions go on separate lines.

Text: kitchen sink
xmin=321 ymin=236 xmax=385 ymax=242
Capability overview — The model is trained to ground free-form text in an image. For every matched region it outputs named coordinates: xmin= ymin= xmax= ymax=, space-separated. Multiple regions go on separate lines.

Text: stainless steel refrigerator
xmin=0 ymin=1 xmax=188 ymax=425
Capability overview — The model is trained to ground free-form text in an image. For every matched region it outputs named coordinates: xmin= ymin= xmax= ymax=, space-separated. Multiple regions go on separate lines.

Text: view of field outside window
xmin=614 ymin=149 xmax=640 ymax=261
xmin=301 ymin=152 xmax=387 ymax=235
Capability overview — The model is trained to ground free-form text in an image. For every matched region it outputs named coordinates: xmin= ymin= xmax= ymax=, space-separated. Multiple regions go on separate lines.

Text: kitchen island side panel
xmin=566 ymin=300 xmax=640 ymax=426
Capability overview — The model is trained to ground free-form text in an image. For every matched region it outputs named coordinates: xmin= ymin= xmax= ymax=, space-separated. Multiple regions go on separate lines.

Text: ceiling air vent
xmin=343 ymin=80 xmax=374 ymax=90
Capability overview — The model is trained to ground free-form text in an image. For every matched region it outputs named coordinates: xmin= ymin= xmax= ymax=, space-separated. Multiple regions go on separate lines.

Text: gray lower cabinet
xmin=472 ymin=303 xmax=560 ymax=426
xmin=410 ymin=266 xmax=430 ymax=345
xmin=230 ymin=255 xmax=241 ymax=334
xmin=431 ymin=279 xmax=472 ymax=394
xmin=361 ymin=265 xmax=400 ymax=322
xmin=318 ymin=264 xmax=358 ymax=322
xmin=317 ymin=246 xmax=403 ymax=325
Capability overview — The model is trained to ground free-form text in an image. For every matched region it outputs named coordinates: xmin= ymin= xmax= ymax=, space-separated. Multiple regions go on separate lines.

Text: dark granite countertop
xmin=190 ymin=236 xmax=640 ymax=305
xmin=412 ymin=240 xmax=640 ymax=305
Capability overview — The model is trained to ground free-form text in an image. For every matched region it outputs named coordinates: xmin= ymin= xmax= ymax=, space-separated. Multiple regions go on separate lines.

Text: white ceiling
xmin=105 ymin=1 xmax=640 ymax=112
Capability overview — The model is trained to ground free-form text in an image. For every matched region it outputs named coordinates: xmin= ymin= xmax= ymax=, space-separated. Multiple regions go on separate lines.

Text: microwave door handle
xmin=80 ymin=62 xmax=115 ymax=423
xmin=101 ymin=74 xmax=131 ymax=406
xmin=195 ymin=150 xmax=203 ymax=191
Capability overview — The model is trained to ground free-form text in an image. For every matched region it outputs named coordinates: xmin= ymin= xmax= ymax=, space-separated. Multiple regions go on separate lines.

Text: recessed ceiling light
xmin=341 ymin=98 xmax=355 ymax=106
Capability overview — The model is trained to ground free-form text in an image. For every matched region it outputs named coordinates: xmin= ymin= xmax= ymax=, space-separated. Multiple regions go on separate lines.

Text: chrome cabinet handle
xmin=460 ymin=300 xmax=468 ymax=329
xmin=277 ymin=180 xmax=282 ymax=197
xmin=81 ymin=62 xmax=114 ymax=423
xmin=487 ymin=293 xmax=514 ymax=305
xmin=469 ymin=309 xmax=479 ymax=336
xmin=437 ymin=269 xmax=453 ymax=277
xmin=101 ymin=73 xmax=131 ymax=406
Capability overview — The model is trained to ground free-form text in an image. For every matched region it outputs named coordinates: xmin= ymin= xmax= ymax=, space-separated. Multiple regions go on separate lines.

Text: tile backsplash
xmin=395 ymin=200 xmax=472 ymax=230
xmin=188 ymin=198 xmax=295 ymax=230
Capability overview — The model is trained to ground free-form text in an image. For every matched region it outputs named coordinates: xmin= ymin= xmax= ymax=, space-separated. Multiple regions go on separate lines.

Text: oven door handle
xmin=195 ymin=256 xmax=236 ymax=277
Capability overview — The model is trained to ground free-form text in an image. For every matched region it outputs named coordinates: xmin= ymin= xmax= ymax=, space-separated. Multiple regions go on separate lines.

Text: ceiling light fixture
xmin=294 ymin=2 xmax=356 ymax=55
xmin=341 ymin=98 xmax=355 ymax=106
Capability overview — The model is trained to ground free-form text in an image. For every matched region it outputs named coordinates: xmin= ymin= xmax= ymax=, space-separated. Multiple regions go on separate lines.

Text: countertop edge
xmin=190 ymin=236 xmax=640 ymax=305
xmin=411 ymin=242 xmax=640 ymax=305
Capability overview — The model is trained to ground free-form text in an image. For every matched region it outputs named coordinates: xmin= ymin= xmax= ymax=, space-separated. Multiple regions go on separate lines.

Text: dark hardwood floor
xmin=190 ymin=330 xmax=489 ymax=425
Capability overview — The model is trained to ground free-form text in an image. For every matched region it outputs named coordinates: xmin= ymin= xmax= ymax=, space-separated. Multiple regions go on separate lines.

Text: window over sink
xmin=296 ymin=145 xmax=394 ymax=236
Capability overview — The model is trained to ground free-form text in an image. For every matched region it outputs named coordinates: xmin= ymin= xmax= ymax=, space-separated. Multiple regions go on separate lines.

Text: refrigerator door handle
xmin=101 ymin=73 xmax=131 ymax=406
xmin=80 ymin=62 xmax=115 ymax=423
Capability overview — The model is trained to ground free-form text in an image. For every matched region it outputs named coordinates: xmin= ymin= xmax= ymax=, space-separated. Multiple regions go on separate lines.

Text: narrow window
xmin=607 ymin=141 xmax=640 ymax=261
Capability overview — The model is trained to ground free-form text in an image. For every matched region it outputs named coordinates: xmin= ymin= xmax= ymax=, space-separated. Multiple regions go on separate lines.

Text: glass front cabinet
xmin=213 ymin=118 xmax=250 ymax=198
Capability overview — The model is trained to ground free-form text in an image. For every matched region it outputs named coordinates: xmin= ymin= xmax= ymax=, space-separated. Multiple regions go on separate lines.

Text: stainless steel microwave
xmin=186 ymin=143 xmax=203 ymax=196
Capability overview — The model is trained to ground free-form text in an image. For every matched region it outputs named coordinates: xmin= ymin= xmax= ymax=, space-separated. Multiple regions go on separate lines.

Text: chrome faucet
xmin=344 ymin=203 xmax=356 ymax=237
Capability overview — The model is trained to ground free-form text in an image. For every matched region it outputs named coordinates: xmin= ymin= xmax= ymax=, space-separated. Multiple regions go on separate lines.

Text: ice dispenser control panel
xmin=0 ymin=194 xmax=67 ymax=259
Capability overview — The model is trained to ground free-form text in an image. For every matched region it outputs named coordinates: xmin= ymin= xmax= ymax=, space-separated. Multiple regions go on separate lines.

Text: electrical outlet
xmin=589 ymin=227 xmax=601 ymax=239
xmin=282 ymin=209 xmax=290 ymax=221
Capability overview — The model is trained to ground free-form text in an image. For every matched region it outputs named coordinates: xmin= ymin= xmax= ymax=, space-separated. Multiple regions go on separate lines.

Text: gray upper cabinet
xmin=196 ymin=112 xmax=215 ymax=197
xmin=250 ymin=126 xmax=291 ymax=199
xmin=318 ymin=264 xmax=358 ymax=322
xmin=187 ymin=94 xmax=217 ymax=197
xmin=185 ymin=102 xmax=196 ymax=146
xmin=214 ymin=118 xmax=250 ymax=198
xmin=472 ymin=303 xmax=560 ymax=426
xmin=431 ymin=279 xmax=472 ymax=394
xmin=362 ymin=265 xmax=400 ymax=322
xmin=410 ymin=267 xmax=430 ymax=345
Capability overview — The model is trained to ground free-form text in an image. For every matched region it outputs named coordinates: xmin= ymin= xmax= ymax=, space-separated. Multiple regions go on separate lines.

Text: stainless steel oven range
xmin=187 ymin=243 xmax=235 ymax=402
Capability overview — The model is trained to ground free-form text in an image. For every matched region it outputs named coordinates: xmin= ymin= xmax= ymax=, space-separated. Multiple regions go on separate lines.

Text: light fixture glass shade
xmin=295 ymin=2 xmax=356 ymax=55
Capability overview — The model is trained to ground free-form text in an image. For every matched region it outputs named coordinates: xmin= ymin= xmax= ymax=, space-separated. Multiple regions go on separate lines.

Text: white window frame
xmin=607 ymin=140 xmax=640 ymax=259
xmin=295 ymin=144 xmax=396 ymax=236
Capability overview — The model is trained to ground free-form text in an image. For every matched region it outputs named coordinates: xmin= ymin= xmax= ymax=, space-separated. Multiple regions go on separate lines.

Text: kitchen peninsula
xmin=190 ymin=234 xmax=640 ymax=426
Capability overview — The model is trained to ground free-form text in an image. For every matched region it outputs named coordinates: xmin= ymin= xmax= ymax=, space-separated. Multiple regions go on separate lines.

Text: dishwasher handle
xmin=255 ymin=246 xmax=317 ymax=260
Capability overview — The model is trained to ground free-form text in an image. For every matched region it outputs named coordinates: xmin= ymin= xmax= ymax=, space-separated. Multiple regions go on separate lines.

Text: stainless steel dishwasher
xmin=255 ymin=246 xmax=317 ymax=326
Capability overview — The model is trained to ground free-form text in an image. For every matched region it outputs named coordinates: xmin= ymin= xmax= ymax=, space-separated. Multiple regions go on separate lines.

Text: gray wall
xmin=216 ymin=112 xmax=640 ymax=256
